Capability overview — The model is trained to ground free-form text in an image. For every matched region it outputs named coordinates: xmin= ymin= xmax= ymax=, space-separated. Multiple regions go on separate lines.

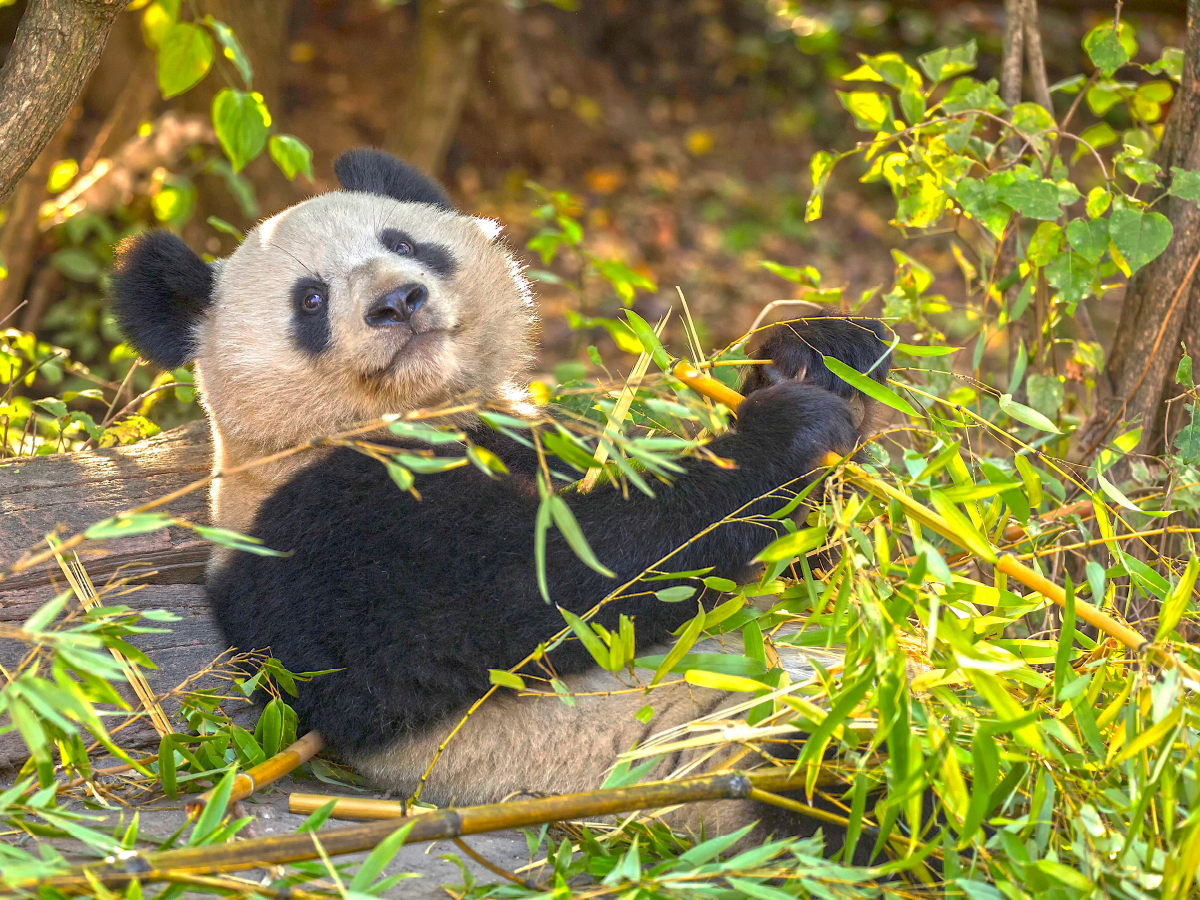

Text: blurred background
xmin=0 ymin=0 xmax=1188 ymax=440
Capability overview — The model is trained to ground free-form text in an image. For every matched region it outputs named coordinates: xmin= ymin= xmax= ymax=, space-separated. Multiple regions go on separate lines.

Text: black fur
xmin=208 ymin=374 xmax=868 ymax=755
xmin=742 ymin=317 xmax=892 ymax=399
xmin=110 ymin=231 xmax=214 ymax=369
xmin=379 ymin=228 xmax=458 ymax=279
xmin=334 ymin=149 xmax=455 ymax=211
xmin=290 ymin=276 xmax=332 ymax=355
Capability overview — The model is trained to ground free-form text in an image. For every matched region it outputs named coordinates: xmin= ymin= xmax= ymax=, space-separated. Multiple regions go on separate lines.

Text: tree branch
xmin=0 ymin=0 xmax=129 ymax=208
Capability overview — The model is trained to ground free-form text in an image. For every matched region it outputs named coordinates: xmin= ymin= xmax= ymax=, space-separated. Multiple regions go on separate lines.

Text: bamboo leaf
xmin=189 ymin=768 xmax=236 ymax=845
xmin=651 ymin=605 xmax=706 ymax=686
xmin=929 ymin=490 xmax=996 ymax=563
xmin=822 ymin=356 xmax=916 ymax=415
xmin=549 ymin=496 xmax=616 ymax=578
xmin=1158 ymin=553 xmax=1199 ymax=640
xmin=488 ymin=669 xmax=525 ymax=690
xmin=559 ymin=608 xmax=613 ymax=671
xmin=998 ymin=393 xmax=1060 ymax=433
xmin=349 ymin=822 xmax=415 ymax=892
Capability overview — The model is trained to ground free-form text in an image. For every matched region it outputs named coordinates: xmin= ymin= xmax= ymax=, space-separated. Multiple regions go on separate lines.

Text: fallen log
xmin=0 ymin=420 xmax=231 ymax=769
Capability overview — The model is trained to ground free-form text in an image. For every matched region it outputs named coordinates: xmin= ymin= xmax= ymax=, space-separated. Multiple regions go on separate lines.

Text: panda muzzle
xmin=365 ymin=283 xmax=428 ymax=327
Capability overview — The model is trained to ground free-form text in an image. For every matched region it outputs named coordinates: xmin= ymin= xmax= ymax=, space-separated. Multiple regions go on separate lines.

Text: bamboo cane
xmin=24 ymin=769 xmax=810 ymax=894
xmin=186 ymin=730 xmax=325 ymax=815
xmin=667 ymin=362 xmax=1149 ymax=653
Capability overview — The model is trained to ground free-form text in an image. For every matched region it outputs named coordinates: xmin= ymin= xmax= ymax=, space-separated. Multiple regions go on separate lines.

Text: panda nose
xmin=365 ymin=283 xmax=428 ymax=326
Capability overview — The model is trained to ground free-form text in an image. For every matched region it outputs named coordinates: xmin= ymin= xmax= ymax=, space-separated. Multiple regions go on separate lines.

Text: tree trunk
xmin=386 ymin=0 xmax=487 ymax=176
xmin=0 ymin=111 xmax=75 ymax=325
xmin=0 ymin=0 xmax=129 ymax=208
xmin=1076 ymin=0 xmax=1200 ymax=459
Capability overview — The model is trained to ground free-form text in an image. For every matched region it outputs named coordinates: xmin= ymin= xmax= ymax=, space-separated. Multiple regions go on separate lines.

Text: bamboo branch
xmin=187 ymin=731 xmax=325 ymax=815
xmin=665 ymin=365 xmax=1149 ymax=653
xmin=23 ymin=769 xmax=809 ymax=893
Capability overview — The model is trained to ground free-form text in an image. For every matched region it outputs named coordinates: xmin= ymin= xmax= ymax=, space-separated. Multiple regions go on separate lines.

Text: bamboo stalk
xmin=289 ymin=793 xmax=424 ymax=820
xmin=186 ymin=731 xmax=325 ymax=815
xmin=24 ymin=769 xmax=809 ymax=893
xmin=665 ymin=366 xmax=1149 ymax=653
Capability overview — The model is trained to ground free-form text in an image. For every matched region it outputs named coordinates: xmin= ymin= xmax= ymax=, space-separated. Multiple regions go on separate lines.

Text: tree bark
xmin=386 ymin=0 xmax=486 ymax=176
xmin=1075 ymin=0 xmax=1200 ymax=459
xmin=0 ymin=110 xmax=75 ymax=325
xmin=0 ymin=0 xmax=129 ymax=208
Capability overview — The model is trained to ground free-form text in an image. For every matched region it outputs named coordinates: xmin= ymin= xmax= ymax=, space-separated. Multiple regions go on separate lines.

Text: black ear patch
xmin=110 ymin=231 xmax=214 ymax=370
xmin=333 ymin=148 xmax=455 ymax=211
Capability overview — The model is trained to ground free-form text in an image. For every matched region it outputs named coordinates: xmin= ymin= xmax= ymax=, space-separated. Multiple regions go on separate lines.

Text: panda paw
xmin=741 ymin=316 xmax=892 ymax=403
xmin=735 ymin=380 xmax=857 ymax=468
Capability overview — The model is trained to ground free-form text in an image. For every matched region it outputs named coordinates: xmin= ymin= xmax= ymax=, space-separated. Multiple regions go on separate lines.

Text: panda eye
xmin=392 ymin=241 xmax=414 ymax=256
xmin=301 ymin=290 xmax=325 ymax=313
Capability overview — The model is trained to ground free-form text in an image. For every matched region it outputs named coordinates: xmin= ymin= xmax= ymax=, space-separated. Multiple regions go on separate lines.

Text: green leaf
xmin=996 ymin=177 xmax=1061 ymax=221
xmin=998 ymin=393 xmax=1061 ymax=433
xmin=1026 ymin=373 xmax=1065 ymax=420
xmin=917 ymin=39 xmax=977 ymax=83
xmin=655 ymin=585 xmax=697 ymax=603
xmin=1066 ymin=218 xmax=1108 ymax=263
xmin=929 ymin=491 xmax=996 ymax=563
xmin=1097 ymin=472 xmax=1169 ymax=517
xmin=623 ymin=310 xmax=671 ymax=371
xmin=899 ymin=87 xmax=925 ymax=125
xmin=158 ymin=736 xmax=178 ymax=800
xmin=296 ymin=799 xmax=337 ymax=834
xmin=593 ymin=259 xmax=656 ymax=305
xmin=488 ymin=669 xmax=525 ymax=690
xmin=953 ymin=177 xmax=1010 ymax=238
xmin=822 ymin=355 xmax=916 ymax=416
xmin=192 ymin=525 xmax=285 ymax=557
xmin=204 ymin=17 xmax=252 ymax=87
xmin=760 ymin=261 xmax=819 ymax=286
xmin=1179 ymin=349 xmax=1194 ymax=388
xmin=1053 ymin=578 xmax=1077 ymax=701
xmin=1176 ymin=406 xmax=1200 ymax=464
xmin=1086 ymin=187 xmax=1112 ymax=218
xmin=1045 ymin=251 xmax=1093 ymax=312
xmin=85 ymin=513 xmax=175 ymax=540
xmin=1083 ymin=22 xmax=1131 ymax=77
xmin=895 ymin=342 xmax=959 ymax=357
xmin=560 ymin=608 xmax=613 ymax=670
xmin=1075 ymin=122 xmax=1119 ymax=162
xmin=755 ymin=526 xmax=828 ymax=564
xmin=1157 ymin=552 xmax=1198 ymax=641
xmin=806 ymin=150 xmax=838 ymax=221
xmin=268 ymin=135 xmax=313 ymax=181
xmin=837 ymin=91 xmax=894 ymax=132
xmin=157 ymin=22 xmax=214 ymax=98
xmin=650 ymin=604 xmax=705 ymax=686
xmin=189 ymin=768 xmax=235 ymax=845
xmin=1109 ymin=206 xmax=1173 ymax=275
xmin=1168 ymin=167 xmax=1200 ymax=204
xmin=549 ymin=496 xmax=616 ymax=579
xmin=349 ymin=822 xmax=415 ymax=892
xmin=51 ymin=248 xmax=101 ymax=282
xmin=212 ymin=89 xmax=270 ymax=172
xmin=1145 ymin=47 xmax=1183 ymax=82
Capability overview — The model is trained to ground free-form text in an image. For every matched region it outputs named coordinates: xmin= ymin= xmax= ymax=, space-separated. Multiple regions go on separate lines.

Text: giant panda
xmin=110 ymin=148 xmax=892 ymax=847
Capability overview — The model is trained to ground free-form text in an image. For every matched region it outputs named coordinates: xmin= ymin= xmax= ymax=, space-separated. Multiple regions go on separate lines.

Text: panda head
xmin=110 ymin=148 xmax=535 ymax=451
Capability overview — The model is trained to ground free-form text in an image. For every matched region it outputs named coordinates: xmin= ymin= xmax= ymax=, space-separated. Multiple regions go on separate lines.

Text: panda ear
xmin=333 ymin=148 xmax=455 ymax=211
xmin=110 ymin=231 xmax=214 ymax=370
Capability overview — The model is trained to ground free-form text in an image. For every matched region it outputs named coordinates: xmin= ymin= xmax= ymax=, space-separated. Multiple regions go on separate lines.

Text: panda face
xmin=191 ymin=190 xmax=534 ymax=451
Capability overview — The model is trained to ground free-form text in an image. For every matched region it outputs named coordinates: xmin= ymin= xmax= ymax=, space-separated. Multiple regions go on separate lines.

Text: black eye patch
xmin=290 ymin=276 xmax=331 ymax=355
xmin=379 ymin=228 xmax=458 ymax=279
